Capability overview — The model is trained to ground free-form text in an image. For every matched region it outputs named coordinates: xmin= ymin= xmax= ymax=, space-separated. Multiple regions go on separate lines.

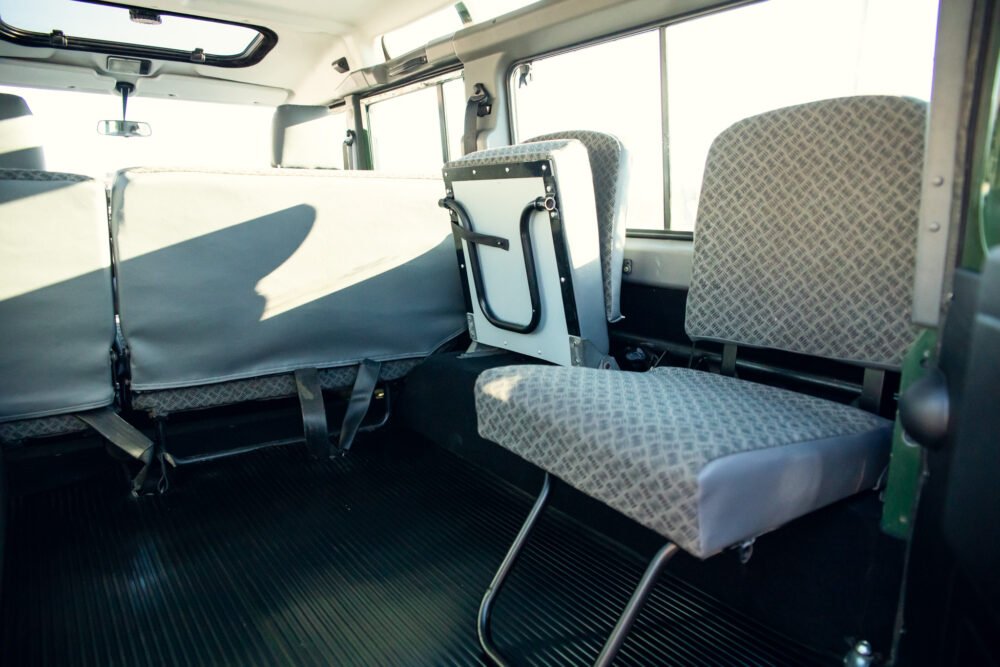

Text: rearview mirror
xmin=97 ymin=120 xmax=151 ymax=138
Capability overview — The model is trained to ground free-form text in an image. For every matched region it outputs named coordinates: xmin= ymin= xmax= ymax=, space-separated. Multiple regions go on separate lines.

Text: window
xmin=0 ymin=0 xmax=275 ymax=67
xmin=511 ymin=0 xmax=939 ymax=233
xmin=365 ymin=74 xmax=466 ymax=170
xmin=0 ymin=85 xmax=273 ymax=180
xmin=512 ymin=32 xmax=663 ymax=230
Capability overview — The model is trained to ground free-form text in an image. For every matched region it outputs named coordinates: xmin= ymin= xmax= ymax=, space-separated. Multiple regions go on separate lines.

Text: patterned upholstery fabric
xmin=132 ymin=358 xmax=422 ymax=416
xmin=0 ymin=168 xmax=91 ymax=182
xmin=527 ymin=131 xmax=627 ymax=323
xmin=685 ymin=96 xmax=926 ymax=369
xmin=476 ymin=365 xmax=891 ymax=557
xmin=445 ymin=139 xmax=579 ymax=169
xmin=0 ymin=413 xmax=89 ymax=443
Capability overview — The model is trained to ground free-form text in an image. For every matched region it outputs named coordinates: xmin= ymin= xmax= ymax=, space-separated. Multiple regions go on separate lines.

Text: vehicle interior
xmin=0 ymin=0 xmax=998 ymax=665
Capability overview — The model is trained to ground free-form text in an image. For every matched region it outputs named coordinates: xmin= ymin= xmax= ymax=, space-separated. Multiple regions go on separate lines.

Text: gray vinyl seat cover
xmin=112 ymin=167 xmax=466 ymax=413
xmin=0 ymin=169 xmax=115 ymax=439
xmin=0 ymin=94 xmax=115 ymax=443
xmin=476 ymin=96 xmax=926 ymax=558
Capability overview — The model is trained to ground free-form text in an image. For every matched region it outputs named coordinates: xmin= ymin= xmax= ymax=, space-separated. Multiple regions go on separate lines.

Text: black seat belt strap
xmin=338 ymin=359 xmax=382 ymax=454
xmin=721 ymin=343 xmax=738 ymax=377
xmin=294 ymin=367 xmax=330 ymax=459
xmin=859 ymin=367 xmax=886 ymax=413
xmin=75 ymin=407 xmax=155 ymax=495
xmin=463 ymin=83 xmax=492 ymax=156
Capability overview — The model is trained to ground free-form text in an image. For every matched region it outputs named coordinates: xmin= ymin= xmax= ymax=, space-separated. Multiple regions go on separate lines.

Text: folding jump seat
xmin=472 ymin=96 xmax=927 ymax=665
xmin=440 ymin=130 xmax=626 ymax=367
xmin=0 ymin=94 xmax=154 ymax=489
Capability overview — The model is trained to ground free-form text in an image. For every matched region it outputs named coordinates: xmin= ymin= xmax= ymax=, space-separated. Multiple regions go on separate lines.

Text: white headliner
xmin=0 ymin=0 xmax=461 ymax=105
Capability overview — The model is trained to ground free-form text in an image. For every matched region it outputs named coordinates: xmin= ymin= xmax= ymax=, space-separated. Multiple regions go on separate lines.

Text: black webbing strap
xmin=463 ymin=83 xmax=492 ymax=155
xmin=721 ymin=343 xmax=738 ymax=377
xmin=294 ymin=367 xmax=330 ymax=459
xmin=450 ymin=221 xmax=509 ymax=250
xmin=76 ymin=407 xmax=155 ymax=495
xmin=859 ymin=367 xmax=886 ymax=413
xmin=338 ymin=359 xmax=382 ymax=454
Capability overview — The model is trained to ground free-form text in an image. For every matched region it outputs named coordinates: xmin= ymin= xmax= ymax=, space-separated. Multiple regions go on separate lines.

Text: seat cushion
xmin=475 ymin=365 xmax=891 ymax=558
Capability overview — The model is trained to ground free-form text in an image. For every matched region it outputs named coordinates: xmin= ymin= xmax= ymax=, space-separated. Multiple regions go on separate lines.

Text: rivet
xmin=472 ymin=169 xmax=477 ymax=175
xmin=541 ymin=165 xmax=547 ymax=171
xmin=929 ymin=222 xmax=941 ymax=232
xmin=546 ymin=185 xmax=553 ymax=192
xmin=505 ymin=167 xmax=510 ymax=173
xmin=560 ymin=276 xmax=565 ymax=283
xmin=931 ymin=176 xmax=944 ymax=186
xmin=444 ymin=172 xmax=448 ymax=177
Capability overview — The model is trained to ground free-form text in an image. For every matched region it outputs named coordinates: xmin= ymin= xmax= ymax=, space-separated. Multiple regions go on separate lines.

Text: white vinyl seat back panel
xmin=112 ymin=168 xmax=466 ymax=391
xmin=526 ymin=131 xmax=627 ymax=323
xmin=443 ymin=140 xmax=608 ymax=366
xmin=0 ymin=170 xmax=115 ymax=421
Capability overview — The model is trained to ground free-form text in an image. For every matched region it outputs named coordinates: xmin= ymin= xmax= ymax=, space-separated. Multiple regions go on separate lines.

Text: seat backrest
xmin=111 ymin=167 xmax=466 ymax=393
xmin=0 ymin=169 xmax=115 ymax=421
xmin=525 ymin=131 xmax=627 ymax=323
xmin=0 ymin=93 xmax=45 ymax=169
xmin=442 ymin=138 xmax=609 ymax=367
xmin=685 ymin=96 xmax=926 ymax=370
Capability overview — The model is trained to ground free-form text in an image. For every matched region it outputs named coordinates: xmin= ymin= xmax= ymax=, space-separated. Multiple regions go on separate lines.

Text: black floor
xmin=1 ymin=431 xmax=836 ymax=666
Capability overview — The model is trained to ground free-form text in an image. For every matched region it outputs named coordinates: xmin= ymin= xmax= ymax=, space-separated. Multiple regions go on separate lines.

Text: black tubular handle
xmin=439 ymin=196 xmax=548 ymax=334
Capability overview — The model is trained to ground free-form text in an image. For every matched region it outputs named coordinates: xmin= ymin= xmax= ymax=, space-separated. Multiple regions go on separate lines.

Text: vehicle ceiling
xmin=0 ymin=0 xmax=726 ymax=106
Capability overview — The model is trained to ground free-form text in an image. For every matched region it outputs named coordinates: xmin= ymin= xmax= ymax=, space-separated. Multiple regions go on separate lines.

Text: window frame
xmin=505 ymin=1 xmax=780 ymax=241
xmin=361 ymin=68 xmax=465 ymax=169
xmin=0 ymin=0 xmax=277 ymax=68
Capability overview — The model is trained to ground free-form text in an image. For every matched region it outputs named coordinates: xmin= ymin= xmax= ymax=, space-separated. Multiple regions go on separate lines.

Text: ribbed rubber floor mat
xmin=1 ymin=435 xmax=836 ymax=666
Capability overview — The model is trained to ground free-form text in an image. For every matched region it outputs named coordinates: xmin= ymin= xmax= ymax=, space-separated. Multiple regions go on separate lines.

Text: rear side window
xmin=511 ymin=0 xmax=939 ymax=232
xmin=365 ymin=74 xmax=466 ymax=171
xmin=0 ymin=84 xmax=273 ymax=179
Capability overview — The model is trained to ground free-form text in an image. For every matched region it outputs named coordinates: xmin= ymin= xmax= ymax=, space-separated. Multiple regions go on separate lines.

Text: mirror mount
xmin=98 ymin=81 xmax=150 ymax=137
xmin=115 ymin=81 xmax=135 ymax=123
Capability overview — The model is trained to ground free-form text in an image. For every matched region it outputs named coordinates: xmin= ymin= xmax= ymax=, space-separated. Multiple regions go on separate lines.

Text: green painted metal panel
xmin=881 ymin=328 xmax=937 ymax=539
